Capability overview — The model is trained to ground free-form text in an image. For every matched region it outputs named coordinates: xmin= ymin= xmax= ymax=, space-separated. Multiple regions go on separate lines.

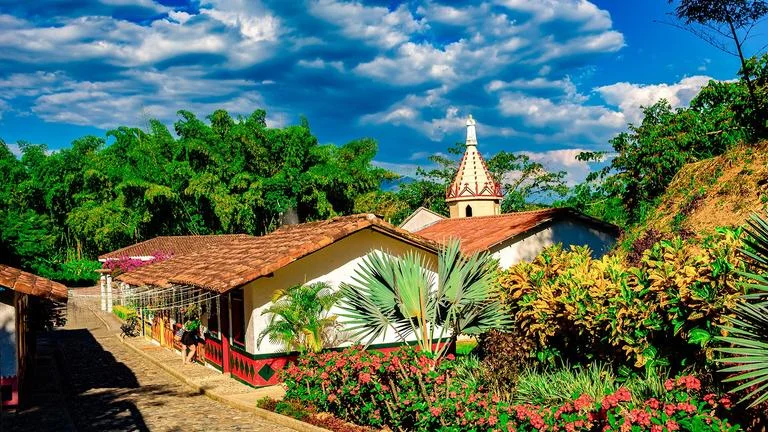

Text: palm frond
xmin=717 ymin=212 xmax=768 ymax=407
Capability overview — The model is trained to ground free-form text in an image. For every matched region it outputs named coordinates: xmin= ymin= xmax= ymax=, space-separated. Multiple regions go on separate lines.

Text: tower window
xmin=465 ymin=205 xmax=473 ymax=217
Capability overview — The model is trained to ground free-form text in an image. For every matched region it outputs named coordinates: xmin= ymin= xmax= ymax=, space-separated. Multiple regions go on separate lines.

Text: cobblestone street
xmin=1 ymin=297 xmax=295 ymax=432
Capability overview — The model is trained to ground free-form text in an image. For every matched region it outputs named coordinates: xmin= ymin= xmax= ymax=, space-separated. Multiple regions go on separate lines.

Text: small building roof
xmin=415 ymin=208 xmax=620 ymax=254
xmin=117 ymin=214 xmax=440 ymax=293
xmin=0 ymin=264 xmax=68 ymax=302
xmin=98 ymin=234 xmax=252 ymax=261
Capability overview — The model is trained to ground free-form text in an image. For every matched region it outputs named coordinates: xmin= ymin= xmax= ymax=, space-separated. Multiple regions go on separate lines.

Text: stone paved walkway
xmin=2 ymin=296 xmax=295 ymax=432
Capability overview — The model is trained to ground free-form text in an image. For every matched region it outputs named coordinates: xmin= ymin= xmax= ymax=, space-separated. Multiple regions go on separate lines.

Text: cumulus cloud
xmin=596 ymin=75 xmax=714 ymax=124
xmin=521 ymin=148 xmax=593 ymax=186
xmin=309 ymin=0 xmax=425 ymax=49
xmin=23 ymin=68 xmax=267 ymax=128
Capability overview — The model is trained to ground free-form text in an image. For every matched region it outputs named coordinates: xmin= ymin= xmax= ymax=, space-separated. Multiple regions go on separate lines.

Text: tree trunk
xmin=728 ymin=18 xmax=759 ymax=116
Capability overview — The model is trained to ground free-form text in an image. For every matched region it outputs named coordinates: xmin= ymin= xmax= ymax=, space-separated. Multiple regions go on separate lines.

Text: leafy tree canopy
xmin=0 ymin=109 xmax=389 ymax=284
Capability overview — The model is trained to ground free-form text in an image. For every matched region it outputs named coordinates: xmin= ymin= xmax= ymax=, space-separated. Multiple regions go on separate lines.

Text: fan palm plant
xmin=339 ymin=239 xmax=511 ymax=360
xmin=717 ymin=213 xmax=768 ymax=407
xmin=257 ymin=282 xmax=341 ymax=353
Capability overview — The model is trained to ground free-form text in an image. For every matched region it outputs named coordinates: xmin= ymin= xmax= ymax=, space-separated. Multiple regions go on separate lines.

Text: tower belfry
xmin=445 ymin=115 xmax=502 ymax=218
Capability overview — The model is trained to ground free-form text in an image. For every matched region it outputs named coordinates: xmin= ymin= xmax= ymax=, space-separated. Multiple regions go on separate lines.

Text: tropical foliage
xmin=339 ymin=239 xmax=511 ymax=360
xmin=717 ymin=213 xmax=768 ymax=407
xmin=0 ymin=110 xmax=388 ymax=283
xmin=283 ymin=347 xmax=741 ymax=431
xmin=258 ymin=282 xmax=342 ymax=353
xmin=490 ymin=230 xmax=745 ymax=373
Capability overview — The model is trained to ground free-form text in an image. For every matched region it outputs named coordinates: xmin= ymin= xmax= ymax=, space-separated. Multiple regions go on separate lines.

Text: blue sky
xmin=0 ymin=0 xmax=765 ymax=184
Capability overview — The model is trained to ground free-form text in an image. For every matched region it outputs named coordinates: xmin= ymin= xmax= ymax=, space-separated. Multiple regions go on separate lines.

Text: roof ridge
xmin=435 ymin=208 xmax=560 ymax=222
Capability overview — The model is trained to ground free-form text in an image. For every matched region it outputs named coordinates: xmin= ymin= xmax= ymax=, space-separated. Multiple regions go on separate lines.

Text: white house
xmin=114 ymin=214 xmax=439 ymax=387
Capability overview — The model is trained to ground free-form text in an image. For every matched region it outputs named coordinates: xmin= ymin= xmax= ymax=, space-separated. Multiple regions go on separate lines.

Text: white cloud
xmin=596 ymin=75 xmax=713 ymax=124
xmin=498 ymin=92 xmax=625 ymax=130
xmin=495 ymin=0 xmax=613 ymax=31
xmin=5 ymin=143 xmax=22 ymax=157
xmin=100 ymin=0 xmax=170 ymax=12
xmin=297 ymin=58 xmax=344 ymax=72
xmin=309 ymin=0 xmax=425 ymax=49
xmin=26 ymin=68 xmax=265 ymax=129
xmin=521 ymin=148 xmax=591 ymax=185
xmin=372 ymin=160 xmax=428 ymax=178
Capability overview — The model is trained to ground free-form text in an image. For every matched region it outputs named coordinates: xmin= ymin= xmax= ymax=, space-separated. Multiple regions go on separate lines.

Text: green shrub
xmin=255 ymin=396 xmax=277 ymax=411
xmin=491 ymin=230 xmax=745 ymax=374
xmin=274 ymin=400 xmax=309 ymax=421
xmin=455 ymin=339 xmax=477 ymax=356
xmin=32 ymin=258 xmax=101 ymax=286
xmin=112 ymin=305 xmax=136 ymax=321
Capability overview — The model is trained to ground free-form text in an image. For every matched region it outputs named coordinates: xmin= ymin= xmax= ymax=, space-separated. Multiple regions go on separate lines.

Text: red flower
xmin=358 ymin=372 xmax=372 ymax=384
xmin=573 ymin=394 xmax=593 ymax=411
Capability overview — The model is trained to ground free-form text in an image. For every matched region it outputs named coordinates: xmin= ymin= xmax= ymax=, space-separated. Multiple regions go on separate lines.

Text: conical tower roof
xmin=446 ymin=115 xmax=503 ymax=202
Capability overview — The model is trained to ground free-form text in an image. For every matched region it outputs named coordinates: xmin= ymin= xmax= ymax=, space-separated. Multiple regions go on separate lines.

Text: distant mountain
xmin=381 ymin=176 xmax=416 ymax=192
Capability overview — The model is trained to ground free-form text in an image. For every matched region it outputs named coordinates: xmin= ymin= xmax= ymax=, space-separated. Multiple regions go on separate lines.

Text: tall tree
xmin=668 ymin=0 xmax=768 ymax=121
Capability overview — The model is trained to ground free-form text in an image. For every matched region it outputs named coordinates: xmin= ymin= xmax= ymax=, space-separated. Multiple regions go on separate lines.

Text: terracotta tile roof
xmin=0 ymin=264 xmax=68 ymax=302
xmin=415 ymin=208 xmax=619 ymax=254
xmin=117 ymin=214 xmax=440 ymax=293
xmin=99 ymin=234 xmax=252 ymax=260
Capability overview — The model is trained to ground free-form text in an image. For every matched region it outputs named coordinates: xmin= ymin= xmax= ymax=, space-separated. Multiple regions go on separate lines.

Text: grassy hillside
xmin=620 ymin=142 xmax=768 ymax=255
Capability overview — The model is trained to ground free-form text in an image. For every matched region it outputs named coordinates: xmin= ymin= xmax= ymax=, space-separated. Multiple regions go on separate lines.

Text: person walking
xmin=180 ymin=317 xmax=201 ymax=365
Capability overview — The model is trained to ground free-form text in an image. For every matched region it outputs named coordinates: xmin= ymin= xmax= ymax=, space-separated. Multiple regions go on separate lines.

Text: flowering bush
xmin=103 ymin=251 xmax=172 ymax=274
xmin=283 ymin=347 xmax=741 ymax=431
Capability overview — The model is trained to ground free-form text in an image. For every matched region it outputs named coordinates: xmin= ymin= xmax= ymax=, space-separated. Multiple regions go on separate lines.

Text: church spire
xmin=445 ymin=115 xmax=503 ymax=218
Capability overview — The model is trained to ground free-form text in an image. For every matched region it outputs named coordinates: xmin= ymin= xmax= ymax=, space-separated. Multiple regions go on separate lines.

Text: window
xmin=230 ymin=289 xmax=245 ymax=347
xmin=465 ymin=205 xmax=473 ymax=217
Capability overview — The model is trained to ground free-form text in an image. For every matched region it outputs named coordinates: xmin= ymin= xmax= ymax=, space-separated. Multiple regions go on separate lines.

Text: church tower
xmin=445 ymin=115 xmax=503 ymax=218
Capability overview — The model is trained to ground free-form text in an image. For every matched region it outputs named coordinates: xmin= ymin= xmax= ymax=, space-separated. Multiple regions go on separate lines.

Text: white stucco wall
xmin=0 ymin=292 xmax=17 ymax=378
xmin=491 ymin=220 xmax=616 ymax=269
xmin=242 ymin=229 xmax=438 ymax=355
xmin=400 ymin=208 xmax=445 ymax=232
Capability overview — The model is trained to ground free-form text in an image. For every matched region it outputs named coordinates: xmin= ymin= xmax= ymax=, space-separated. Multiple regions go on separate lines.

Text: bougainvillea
xmin=282 ymin=347 xmax=741 ymax=431
xmin=102 ymin=251 xmax=172 ymax=274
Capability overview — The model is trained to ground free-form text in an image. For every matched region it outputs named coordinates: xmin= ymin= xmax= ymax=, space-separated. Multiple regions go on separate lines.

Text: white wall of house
xmin=242 ymin=229 xmax=438 ymax=355
xmin=399 ymin=208 xmax=445 ymax=232
xmin=0 ymin=292 xmax=17 ymax=378
xmin=491 ymin=220 xmax=616 ymax=269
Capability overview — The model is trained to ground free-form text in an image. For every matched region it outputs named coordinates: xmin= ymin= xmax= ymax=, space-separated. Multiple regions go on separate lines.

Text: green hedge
xmin=112 ymin=305 xmax=136 ymax=321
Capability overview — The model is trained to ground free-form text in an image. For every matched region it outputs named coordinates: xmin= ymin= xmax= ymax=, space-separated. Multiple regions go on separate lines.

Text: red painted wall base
xmin=0 ymin=376 xmax=19 ymax=407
